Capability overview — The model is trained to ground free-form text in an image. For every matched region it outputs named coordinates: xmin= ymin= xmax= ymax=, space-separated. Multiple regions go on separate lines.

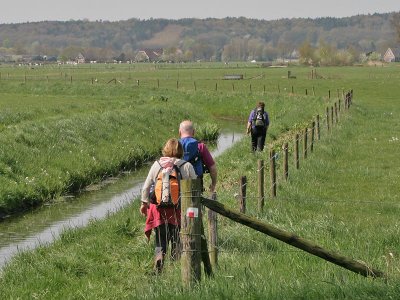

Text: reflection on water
xmin=0 ymin=131 xmax=243 ymax=268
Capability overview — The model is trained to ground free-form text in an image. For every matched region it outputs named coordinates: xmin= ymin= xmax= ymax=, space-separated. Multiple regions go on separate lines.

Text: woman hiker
xmin=140 ymin=138 xmax=197 ymax=273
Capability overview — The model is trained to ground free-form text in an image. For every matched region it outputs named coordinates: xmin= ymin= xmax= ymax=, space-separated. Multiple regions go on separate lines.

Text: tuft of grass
xmin=195 ymin=122 xmax=220 ymax=142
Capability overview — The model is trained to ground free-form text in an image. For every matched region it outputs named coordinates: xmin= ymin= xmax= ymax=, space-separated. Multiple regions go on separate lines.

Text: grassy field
xmin=0 ymin=64 xmax=399 ymax=299
xmin=0 ymin=63 xmax=330 ymax=216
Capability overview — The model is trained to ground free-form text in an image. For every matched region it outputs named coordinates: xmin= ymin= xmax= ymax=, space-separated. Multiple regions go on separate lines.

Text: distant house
xmin=383 ymin=47 xmax=400 ymax=63
xmin=76 ymin=53 xmax=86 ymax=64
xmin=135 ymin=49 xmax=163 ymax=62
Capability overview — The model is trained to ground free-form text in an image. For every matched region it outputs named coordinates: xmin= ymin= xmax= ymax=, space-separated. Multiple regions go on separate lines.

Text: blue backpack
xmin=180 ymin=137 xmax=204 ymax=177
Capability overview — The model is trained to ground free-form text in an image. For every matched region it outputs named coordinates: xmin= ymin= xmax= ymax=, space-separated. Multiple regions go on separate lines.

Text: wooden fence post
xmin=303 ymin=128 xmax=308 ymax=159
xmin=331 ymin=106 xmax=334 ymax=127
xmin=294 ymin=134 xmax=300 ymax=170
xmin=283 ymin=143 xmax=289 ymax=181
xmin=334 ymin=102 xmax=338 ymax=124
xmin=311 ymin=122 xmax=315 ymax=153
xmin=194 ymin=81 xmax=197 ymax=91
xmin=257 ymin=160 xmax=265 ymax=212
xmin=350 ymin=89 xmax=353 ymax=107
xmin=316 ymin=115 xmax=321 ymax=141
xmin=326 ymin=107 xmax=330 ymax=132
xmin=239 ymin=176 xmax=247 ymax=213
xmin=215 ymin=82 xmax=218 ymax=91
xmin=181 ymin=179 xmax=203 ymax=288
xmin=208 ymin=193 xmax=218 ymax=269
xmin=270 ymin=150 xmax=277 ymax=198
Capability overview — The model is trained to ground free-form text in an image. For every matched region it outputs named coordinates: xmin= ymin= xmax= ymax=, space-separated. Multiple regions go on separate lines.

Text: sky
xmin=1 ymin=0 xmax=399 ymax=24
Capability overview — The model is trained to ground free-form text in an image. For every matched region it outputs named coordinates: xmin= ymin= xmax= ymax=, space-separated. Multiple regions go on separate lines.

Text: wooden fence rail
xmin=200 ymin=196 xmax=385 ymax=279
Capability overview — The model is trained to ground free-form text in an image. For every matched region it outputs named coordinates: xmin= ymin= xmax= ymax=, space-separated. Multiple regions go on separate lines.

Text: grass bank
xmin=0 ymin=64 xmax=330 ymax=216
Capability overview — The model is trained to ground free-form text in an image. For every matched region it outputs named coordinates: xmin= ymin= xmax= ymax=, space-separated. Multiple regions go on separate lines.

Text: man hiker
xmin=246 ymin=101 xmax=270 ymax=152
xmin=178 ymin=120 xmax=216 ymax=276
xmin=179 ymin=120 xmax=217 ymax=194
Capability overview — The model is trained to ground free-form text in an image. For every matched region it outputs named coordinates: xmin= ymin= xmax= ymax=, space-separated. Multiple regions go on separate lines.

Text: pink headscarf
xmin=158 ymin=157 xmax=176 ymax=173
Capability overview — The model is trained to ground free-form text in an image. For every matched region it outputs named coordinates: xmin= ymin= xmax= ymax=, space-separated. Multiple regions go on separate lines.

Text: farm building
xmin=135 ymin=49 xmax=163 ymax=62
xmin=76 ymin=53 xmax=86 ymax=64
xmin=383 ymin=47 xmax=400 ymax=62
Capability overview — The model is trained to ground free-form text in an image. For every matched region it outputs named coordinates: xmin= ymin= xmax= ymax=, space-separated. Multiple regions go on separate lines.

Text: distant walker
xmin=246 ymin=101 xmax=270 ymax=152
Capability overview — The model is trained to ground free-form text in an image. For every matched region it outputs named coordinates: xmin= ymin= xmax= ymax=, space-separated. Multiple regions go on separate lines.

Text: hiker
xmin=140 ymin=138 xmax=197 ymax=273
xmin=179 ymin=120 xmax=215 ymax=277
xmin=246 ymin=101 xmax=270 ymax=152
xmin=179 ymin=120 xmax=217 ymax=194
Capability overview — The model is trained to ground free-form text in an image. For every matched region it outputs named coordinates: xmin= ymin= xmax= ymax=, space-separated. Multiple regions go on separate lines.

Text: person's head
xmin=256 ymin=101 xmax=265 ymax=110
xmin=162 ymin=138 xmax=183 ymax=158
xmin=179 ymin=120 xmax=195 ymax=138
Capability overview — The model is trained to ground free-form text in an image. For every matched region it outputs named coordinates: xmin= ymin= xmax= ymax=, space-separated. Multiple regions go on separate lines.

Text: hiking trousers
xmin=251 ymin=127 xmax=267 ymax=152
xmin=154 ymin=223 xmax=180 ymax=260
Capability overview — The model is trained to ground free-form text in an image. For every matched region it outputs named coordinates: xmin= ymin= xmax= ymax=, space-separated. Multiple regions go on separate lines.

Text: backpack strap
xmin=153 ymin=160 xmax=163 ymax=181
xmin=252 ymin=107 xmax=257 ymax=121
xmin=175 ymin=160 xmax=187 ymax=169
xmin=173 ymin=160 xmax=188 ymax=204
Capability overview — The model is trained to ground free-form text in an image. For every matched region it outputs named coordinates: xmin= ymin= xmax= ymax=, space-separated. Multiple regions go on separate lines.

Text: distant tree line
xmin=0 ymin=12 xmax=399 ymax=65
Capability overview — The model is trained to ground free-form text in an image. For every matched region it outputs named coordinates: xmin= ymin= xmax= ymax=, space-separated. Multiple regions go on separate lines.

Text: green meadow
xmin=0 ymin=63 xmax=399 ymax=299
xmin=0 ymin=63 xmax=329 ymax=215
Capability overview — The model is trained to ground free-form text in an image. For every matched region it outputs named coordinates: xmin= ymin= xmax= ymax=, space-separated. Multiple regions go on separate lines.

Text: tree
xmin=317 ymin=40 xmax=337 ymax=66
xmin=121 ymin=43 xmax=134 ymax=61
xmin=2 ymin=38 xmax=10 ymax=48
xmin=391 ymin=12 xmax=400 ymax=42
xmin=298 ymin=41 xmax=315 ymax=65
xmin=247 ymin=38 xmax=264 ymax=61
xmin=61 ymin=46 xmax=84 ymax=61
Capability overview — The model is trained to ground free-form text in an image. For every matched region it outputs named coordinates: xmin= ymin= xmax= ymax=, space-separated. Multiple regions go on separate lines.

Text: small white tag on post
xmin=186 ymin=207 xmax=199 ymax=218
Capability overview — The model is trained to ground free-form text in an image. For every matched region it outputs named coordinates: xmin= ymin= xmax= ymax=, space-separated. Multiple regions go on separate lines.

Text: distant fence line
xmin=238 ymin=89 xmax=353 ymax=213
xmin=0 ymin=71 xmax=353 ymax=99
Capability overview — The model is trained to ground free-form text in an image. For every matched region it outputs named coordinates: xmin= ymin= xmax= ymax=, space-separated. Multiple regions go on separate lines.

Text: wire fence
xmin=0 ymin=70 xmax=356 ymax=100
xmin=230 ymin=90 xmax=355 ymax=213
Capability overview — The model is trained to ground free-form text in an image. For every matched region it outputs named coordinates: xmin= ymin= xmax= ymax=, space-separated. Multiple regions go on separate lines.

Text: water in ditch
xmin=0 ymin=131 xmax=244 ymax=268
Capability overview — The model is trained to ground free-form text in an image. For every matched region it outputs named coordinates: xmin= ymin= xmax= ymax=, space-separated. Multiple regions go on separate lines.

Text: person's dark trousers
xmin=154 ymin=223 xmax=180 ymax=272
xmin=251 ymin=127 xmax=267 ymax=151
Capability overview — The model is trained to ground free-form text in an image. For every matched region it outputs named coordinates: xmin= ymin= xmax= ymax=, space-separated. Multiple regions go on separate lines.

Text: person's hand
xmin=140 ymin=202 xmax=149 ymax=216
